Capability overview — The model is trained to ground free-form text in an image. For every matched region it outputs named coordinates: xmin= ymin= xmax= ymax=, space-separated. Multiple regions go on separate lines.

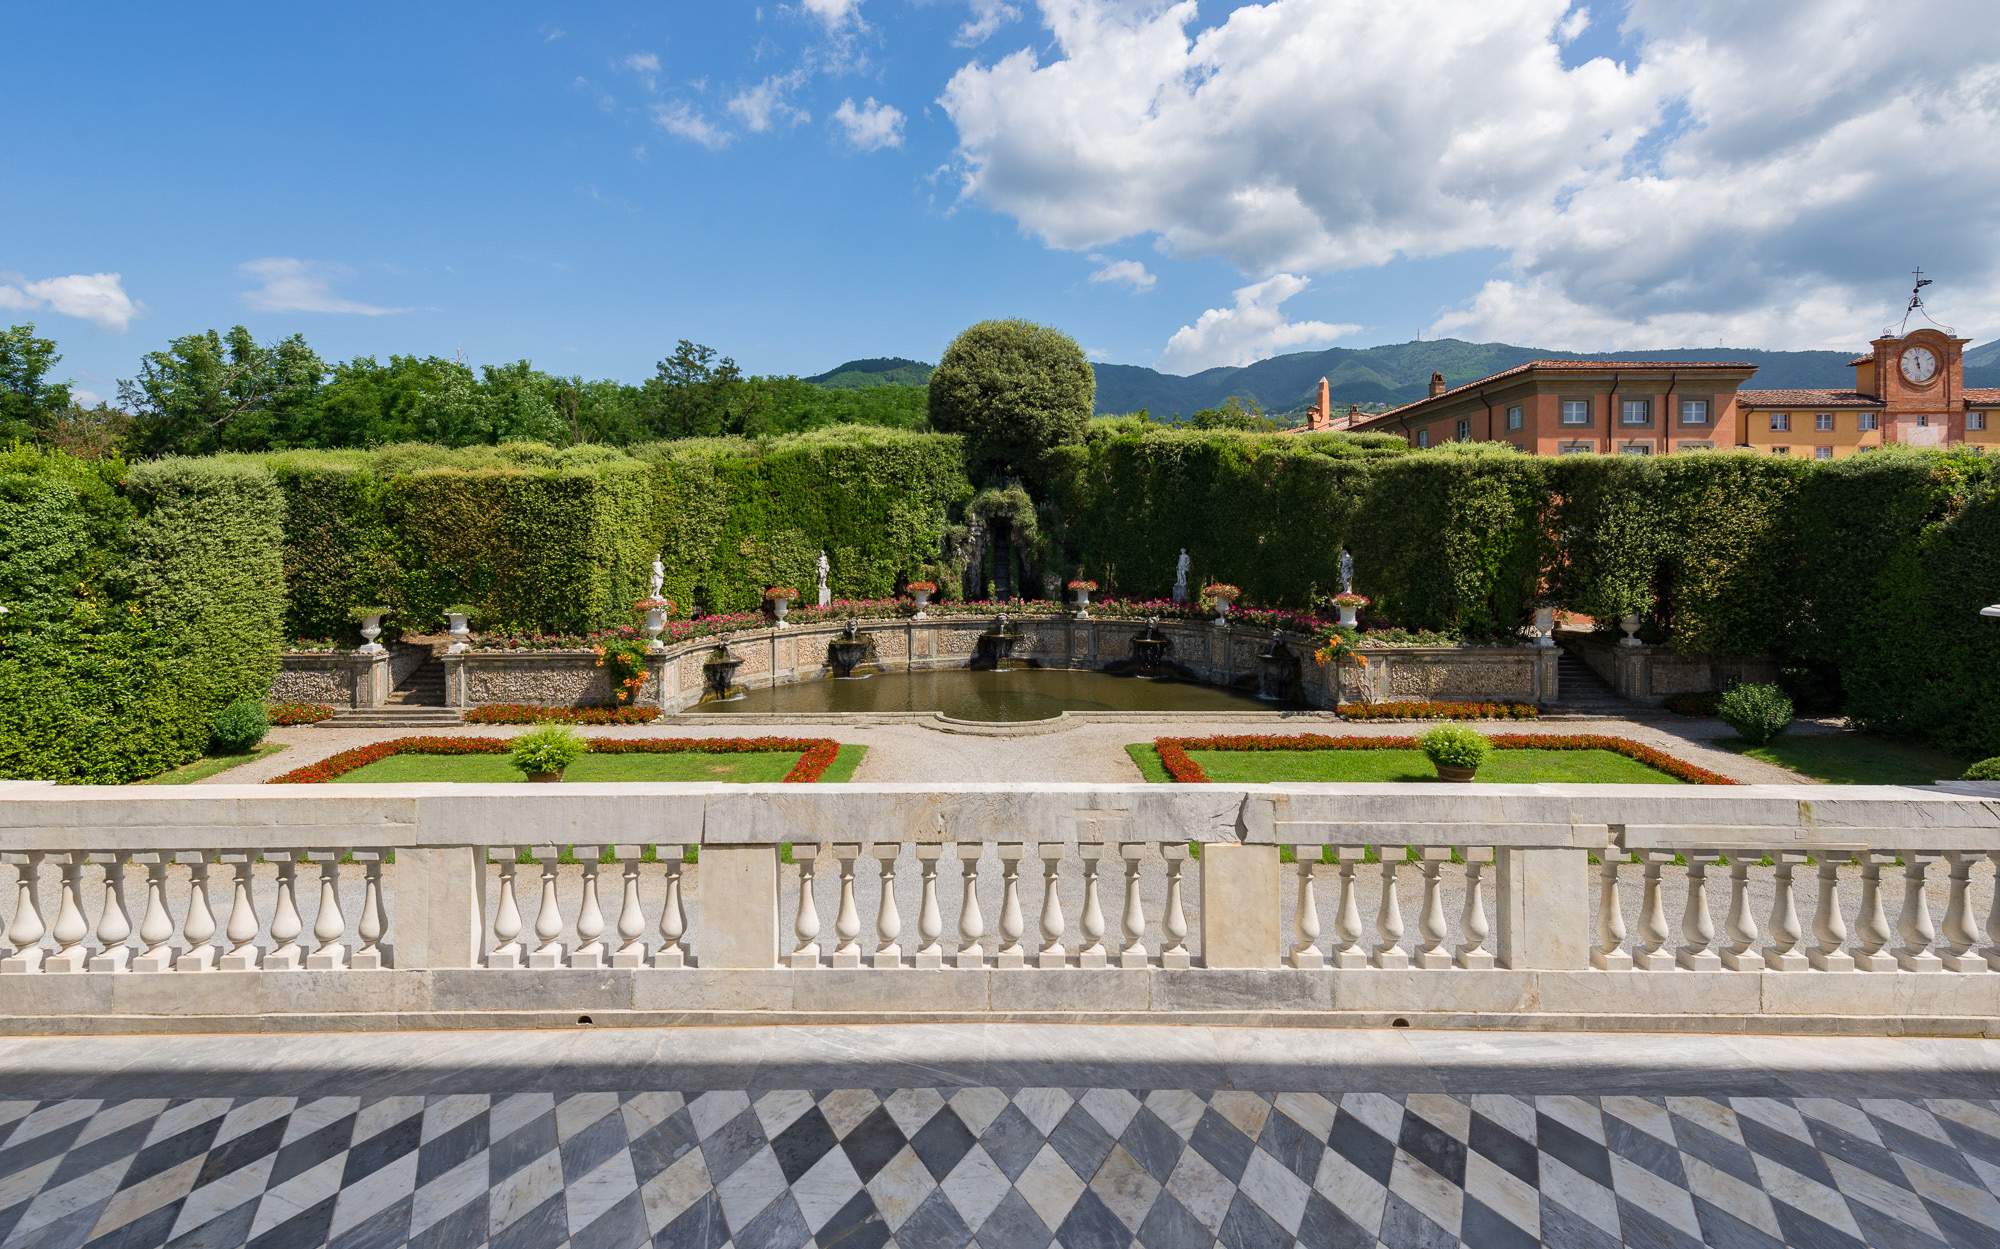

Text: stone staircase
xmin=324 ymin=659 xmax=462 ymax=728
xmin=1545 ymin=647 xmax=1636 ymax=717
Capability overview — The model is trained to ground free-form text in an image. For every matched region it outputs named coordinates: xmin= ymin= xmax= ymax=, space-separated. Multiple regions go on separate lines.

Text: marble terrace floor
xmin=1 ymin=1028 xmax=1999 ymax=1249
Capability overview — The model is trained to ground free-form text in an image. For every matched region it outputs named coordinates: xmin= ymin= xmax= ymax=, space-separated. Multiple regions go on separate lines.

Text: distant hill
xmin=808 ymin=340 xmax=2000 ymax=419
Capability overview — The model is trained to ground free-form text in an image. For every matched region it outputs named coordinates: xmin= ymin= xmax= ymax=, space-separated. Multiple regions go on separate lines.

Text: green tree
xmin=635 ymin=341 xmax=745 ymax=439
xmin=309 ymin=354 xmax=464 ymax=447
xmin=0 ymin=323 xmax=73 ymax=443
xmin=927 ymin=319 xmax=1093 ymax=481
xmin=410 ymin=360 xmax=568 ymax=446
xmin=119 ymin=326 xmax=326 ymax=456
xmin=1187 ymin=395 xmax=1278 ymax=431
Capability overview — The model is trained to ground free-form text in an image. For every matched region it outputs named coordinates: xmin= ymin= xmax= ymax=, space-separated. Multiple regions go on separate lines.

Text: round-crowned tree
xmin=928 ymin=320 xmax=1093 ymax=480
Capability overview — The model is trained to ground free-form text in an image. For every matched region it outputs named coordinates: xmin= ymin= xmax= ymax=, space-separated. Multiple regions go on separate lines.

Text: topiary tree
xmin=928 ymin=320 xmax=1093 ymax=482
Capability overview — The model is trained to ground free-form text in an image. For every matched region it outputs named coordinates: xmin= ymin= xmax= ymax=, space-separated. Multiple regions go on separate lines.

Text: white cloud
xmin=653 ymin=102 xmax=732 ymax=149
xmin=0 ymin=272 xmax=145 ymax=331
xmin=1158 ymin=274 xmax=1360 ymax=373
xmin=1087 ymin=256 xmax=1155 ymax=291
xmin=833 ymin=97 xmax=906 ymax=151
xmin=801 ymin=0 xmax=865 ymax=30
xmin=238 ymin=258 xmax=413 ymax=316
xmin=730 ymin=74 xmax=810 ymax=132
xmin=942 ymin=0 xmax=2000 ymax=351
xmin=71 ymin=388 xmax=101 ymax=406
xmin=622 ymin=51 xmax=661 ymax=91
xmin=956 ymin=0 xmax=1021 ymax=46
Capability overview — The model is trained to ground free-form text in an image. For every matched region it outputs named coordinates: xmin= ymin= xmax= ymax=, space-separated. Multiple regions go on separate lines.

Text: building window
xmin=1858 ymin=412 xmax=1878 ymax=431
xmin=1918 ymin=414 xmax=1930 ymax=427
xmin=1815 ymin=413 xmax=1834 ymax=431
xmin=1679 ymin=398 xmax=1709 ymax=425
xmin=1771 ymin=446 xmax=1790 ymax=456
xmin=1972 ymin=412 xmax=1988 ymax=431
xmin=1621 ymin=399 xmax=1650 ymax=426
xmin=1676 ymin=440 xmax=1715 ymax=452
xmin=1815 ymin=446 xmax=1834 ymax=460
xmin=1416 ymin=429 xmax=1428 ymax=448
xmin=1619 ymin=441 xmax=1652 ymax=456
xmin=1770 ymin=413 xmax=1790 ymax=431
xmin=1456 ymin=418 xmax=1471 ymax=441
xmin=1557 ymin=441 xmax=1593 ymax=456
xmin=1560 ymin=400 xmax=1590 ymax=426
xmin=1506 ymin=406 xmax=1523 ymax=430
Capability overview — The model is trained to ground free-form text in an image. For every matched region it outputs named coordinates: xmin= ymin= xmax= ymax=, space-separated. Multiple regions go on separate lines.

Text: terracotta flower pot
xmin=527 ymin=771 xmax=563 ymax=783
xmin=1434 ymin=764 xmax=1477 ymax=783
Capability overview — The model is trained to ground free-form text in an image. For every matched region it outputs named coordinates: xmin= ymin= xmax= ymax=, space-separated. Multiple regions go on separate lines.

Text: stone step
xmin=323 ymin=708 xmax=463 ymax=728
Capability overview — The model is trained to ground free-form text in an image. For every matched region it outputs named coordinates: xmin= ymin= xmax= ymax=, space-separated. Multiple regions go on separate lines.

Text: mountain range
xmin=808 ymin=339 xmax=2000 ymax=419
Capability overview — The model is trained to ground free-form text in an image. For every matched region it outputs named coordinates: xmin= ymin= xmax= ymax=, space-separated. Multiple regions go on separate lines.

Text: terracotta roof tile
xmin=1848 ymin=356 xmax=1873 ymax=367
xmin=1964 ymin=389 xmax=2000 ymax=404
xmin=1353 ymin=358 xmax=1758 ymax=428
xmin=1736 ymin=389 xmax=1883 ymax=408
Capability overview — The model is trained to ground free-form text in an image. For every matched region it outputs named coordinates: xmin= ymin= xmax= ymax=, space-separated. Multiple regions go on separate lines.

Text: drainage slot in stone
xmin=1392 ymin=1018 xmax=1410 ymax=1028
xmin=577 ymin=1015 xmax=594 ymax=1025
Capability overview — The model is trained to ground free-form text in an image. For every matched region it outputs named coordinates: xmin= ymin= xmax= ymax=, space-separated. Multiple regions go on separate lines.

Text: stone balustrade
xmin=2 ymin=781 xmax=1999 ymax=1033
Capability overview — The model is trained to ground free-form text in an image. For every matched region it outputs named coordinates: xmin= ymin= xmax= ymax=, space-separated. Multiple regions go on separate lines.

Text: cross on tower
xmin=1909 ymin=266 xmax=1933 ymax=313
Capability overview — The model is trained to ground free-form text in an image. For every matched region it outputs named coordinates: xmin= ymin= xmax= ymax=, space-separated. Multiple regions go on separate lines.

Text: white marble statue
xmin=1339 ymin=549 xmax=1353 ymax=595
xmin=1172 ymin=548 xmax=1191 ymax=604
xmin=648 ymin=557 xmax=665 ymax=600
xmin=817 ymin=549 xmax=832 ymax=607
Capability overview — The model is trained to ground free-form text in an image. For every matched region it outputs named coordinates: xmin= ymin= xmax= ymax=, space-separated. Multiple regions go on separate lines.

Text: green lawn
xmin=1126 ymin=743 xmax=1684 ymax=784
xmin=137 ymin=743 xmax=287 ymax=785
xmin=1718 ymin=732 xmax=1971 ymax=785
xmin=335 ymin=744 xmax=867 ymax=783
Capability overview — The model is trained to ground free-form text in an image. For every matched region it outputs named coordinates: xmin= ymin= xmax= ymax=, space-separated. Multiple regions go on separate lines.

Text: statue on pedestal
xmin=1339 ymin=549 xmax=1353 ymax=595
xmin=817 ymin=549 xmax=832 ymax=607
xmin=1172 ymin=548 xmax=1191 ymax=604
xmin=648 ymin=557 xmax=665 ymax=600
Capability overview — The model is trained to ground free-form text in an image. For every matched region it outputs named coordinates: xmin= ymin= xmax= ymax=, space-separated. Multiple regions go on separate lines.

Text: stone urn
xmin=446 ymin=612 xmax=472 ymax=653
xmin=1619 ymin=612 xmax=1643 ymax=648
xmin=1533 ymin=606 xmax=1557 ymax=646
xmin=911 ymin=589 xmax=931 ymax=619
xmin=1210 ymin=596 xmax=1232 ymax=626
xmin=1071 ymin=585 xmax=1092 ymax=617
xmin=643 ymin=608 xmax=667 ymax=653
xmin=356 ymin=613 xmax=387 ymax=655
xmin=1337 ymin=605 xmax=1358 ymax=628
xmin=771 ymin=598 xmax=790 ymax=627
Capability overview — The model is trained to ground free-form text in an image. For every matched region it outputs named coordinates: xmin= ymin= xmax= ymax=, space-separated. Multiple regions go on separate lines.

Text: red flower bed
xmin=1153 ymin=732 xmax=1738 ymax=785
xmin=267 ymin=703 xmax=336 ymax=726
xmin=463 ymin=705 xmax=663 ymax=725
xmin=270 ymin=736 xmax=842 ymax=784
xmin=1337 ymin=700 xmax=1538 ymax=721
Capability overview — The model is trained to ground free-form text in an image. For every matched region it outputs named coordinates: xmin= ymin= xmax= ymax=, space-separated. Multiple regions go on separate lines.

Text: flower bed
xmin=270 ymin=735 xmax=842 ymax=784
xmin=1152 ymin=732 xmax=1738 ymax=785
xmin=463 ymin=705 xmax=663 ymax=725
xmin=266 ymin=702 xmax=337 ymax=726
xmin=1336 ymin=700 xmax=1538 ymax=721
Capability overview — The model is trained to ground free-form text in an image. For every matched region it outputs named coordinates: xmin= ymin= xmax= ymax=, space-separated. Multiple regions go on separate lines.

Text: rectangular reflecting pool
xmin=690 ymin=668 xmax=1306 ymax=722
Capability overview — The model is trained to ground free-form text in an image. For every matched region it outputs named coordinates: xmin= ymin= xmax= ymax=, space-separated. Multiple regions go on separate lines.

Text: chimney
xmin=1345 ymin=403 xmax=1360 ymax=427
xmin=1309 ymin=377 xmax=1331 ymax=430
xmin=1428 ymin=371 xmax=1447 ymax=398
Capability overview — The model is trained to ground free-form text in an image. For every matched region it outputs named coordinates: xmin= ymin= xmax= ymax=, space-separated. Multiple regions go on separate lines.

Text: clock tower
xmin=1857 ymin=274 xmax=1972 ymax=446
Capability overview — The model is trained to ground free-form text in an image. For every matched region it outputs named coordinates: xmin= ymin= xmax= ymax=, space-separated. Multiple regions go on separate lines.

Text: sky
xmin=5 ymin=0 xmax=1998 ymax=406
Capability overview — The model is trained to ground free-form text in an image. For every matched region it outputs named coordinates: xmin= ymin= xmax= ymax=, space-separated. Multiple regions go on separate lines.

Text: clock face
xmin=1901 ymin=345 xmax=1939 ymax=384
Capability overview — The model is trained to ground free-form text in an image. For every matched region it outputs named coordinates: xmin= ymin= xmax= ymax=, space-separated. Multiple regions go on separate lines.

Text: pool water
xmin=691 ymin=668 xmax=1304 ymax=722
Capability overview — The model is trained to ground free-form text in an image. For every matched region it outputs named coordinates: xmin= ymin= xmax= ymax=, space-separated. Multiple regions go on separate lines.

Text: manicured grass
xmin=137 ymin=743 xmax=287 ymax=785
xmin=334 ymin=744 xmax=869 ymax=784
xmin=1127 ymin=743 xmax=1684 ymax=784
xmin=1718 ymin=732 xmax=1972 ymax=785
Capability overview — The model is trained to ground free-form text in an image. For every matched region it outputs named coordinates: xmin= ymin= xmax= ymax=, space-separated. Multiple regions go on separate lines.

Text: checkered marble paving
xmin=1 ymin=1089 xmax=1998 ymax=1249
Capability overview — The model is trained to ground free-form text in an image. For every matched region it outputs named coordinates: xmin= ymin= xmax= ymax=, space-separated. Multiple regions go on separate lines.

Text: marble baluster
xmin=1893 ymin=851 xmax=1943 ymax=973
xmin=527 ymin=846 xmax=566 ymax=969
xmin=1592 ymin=853 xmax=1632 ymax=970
xmin=86 ymin=853 xmax=132 ymax=973
xmin=41 ymin=853 xmax=90 ymax=972
xmin=489 ymin=852 xmax=525 ymax=969
xmin=654 ymin=847 xmax=688 ymax=968
xmin=1764 ymin=851 xmax=1809 ymax=971
xmin=1373 ymin=851 xmax=1408 ymax=969
xmin=995 ymin=844 xmax=1028 ymax=969
xmin=871 ymin=845 xmax=903 ymax=968
xmin=1985 ymin=851 xmax=2000 ymax=971
xmin=791 ymin=844 xmax=823 ymax=969
xmin=1456 ymin=847 xmax=1495 ymax=970
xmin=264 ymin=854 xmax=305 ymax=971
xmin=1939 ymin=851 xmax=1988 ymax=972
xmin=1718 ymin=855 xmax=1764 ymax=972
xmin=1853 ymin=852 xmax=1896 ymax=972
xmin=130 ymin=853 xmax=177 ymax=973
xmin=217 ymin=853 xmax=263 ymax=971
xmin=1036 ymin=844 xmax=1067 ymax=968
xmin=1118 ymin=844 xmax=1149 ymax=969
xmin=1160 ymin=844 xmax=1190 ymax=970
xmin=830 ymin=844 xmax=862 ymax=969
xmin=1413 ymin=847 xmax=1453 ymax=969
xmin=305 ymin=853 xmax=348 ymax=970
xmin=1290 ymin=849 xmax=1323 ymax=970
xmin=1807 ymin=856 xmax=1855 ymax=971
xmin=1 ymin=852 xmax=46 ymax=973
xmin=1077 ymin=845 xmax=1107 ymax=969
xmin=571 ymin=846 xmax=607 ymax=970
xmin=1329 ymin=848 xmax=1367 ymax=968
xmin=352 ymin=853 xmax=388 ymax=969
xmin=175 ymin=851 xmax=218 ymax=971
xmin=914 ymin=846 xmax=945 ymax=969
xmin=1676 ymin=853 xmax=1722 ymax=971
xmin=1634 ymin=851 xmax=1675 ymax=970
xmin=610 ymin=845 xmax=649 ymax=969
xmin=954 ymin=845 xmax=985 ymax=969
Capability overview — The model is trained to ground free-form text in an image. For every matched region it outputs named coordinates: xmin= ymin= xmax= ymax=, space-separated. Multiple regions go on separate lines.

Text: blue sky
xmin=5 ymin=1 xmax=1995 ymax=404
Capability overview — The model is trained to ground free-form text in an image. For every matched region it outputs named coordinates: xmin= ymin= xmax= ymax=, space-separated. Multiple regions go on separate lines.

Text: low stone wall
xmin=1337 ymin=645 xmax=1556 ymax=704
xmin=270 ymin=644 xmax=430 ymax=708
xmin=1568 ymin=632 xmax=1778 ymax=704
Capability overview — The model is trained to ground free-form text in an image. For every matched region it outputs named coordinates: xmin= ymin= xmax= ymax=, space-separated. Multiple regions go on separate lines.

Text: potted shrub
xmin=511 ymin=724 xmax=586 ymax=782
xmin=1332 ymin=592 xmax=1369 ymax=629
xmin=1202 ymin=583 xmax=1241 ymax=625
xmin=1068 ymin=579 xmax=1098 ymax=616
xmin=442 ymin=604 xmax=481 ymax=653
xmin=765 ymin=586 xmax=799 ymax=626
xmin=347 ymin=605 xmax=394 ymax=654
xmin=905 ymin=580 xmax=936 ymax=620
xmin=634 ymin=596 xmax=673 ymax=652
xmin=1419 ymin=724 xmax=1489 ymax=782
xmin=1716 ymin=683 xmax=1793 ymax=746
